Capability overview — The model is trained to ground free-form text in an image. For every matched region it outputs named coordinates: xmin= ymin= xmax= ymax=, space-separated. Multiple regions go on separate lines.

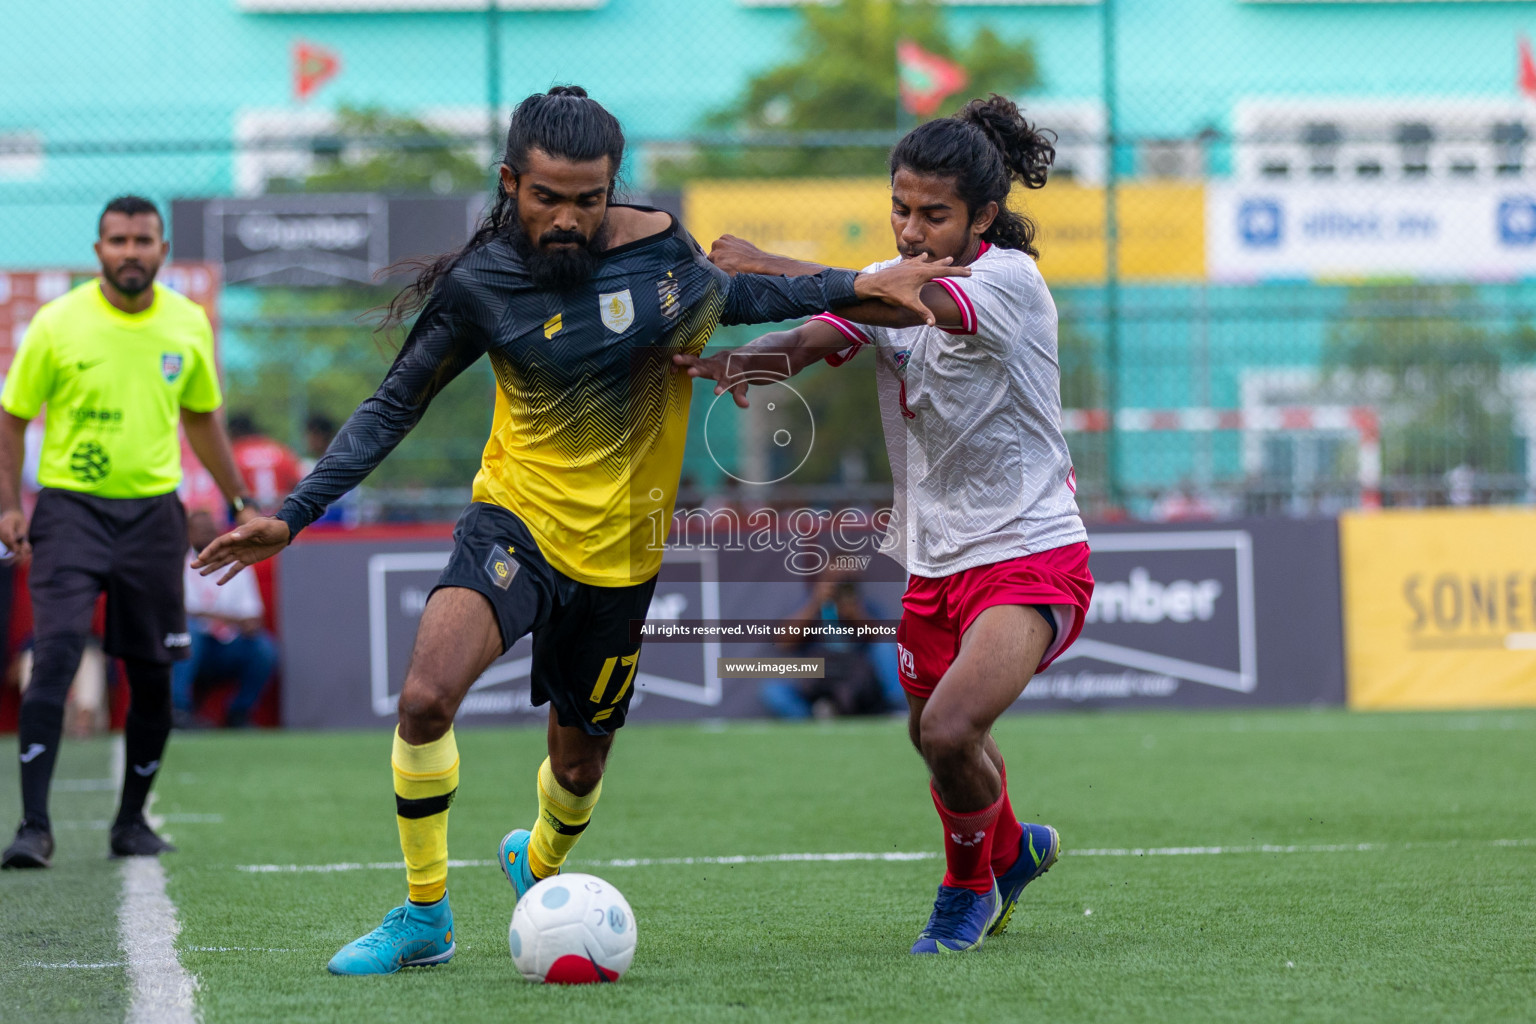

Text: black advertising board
xmin=277 ymin=518 xmax=1344 ymax=729
xmin=1029 ymin=518 xmax=1345 ymax=710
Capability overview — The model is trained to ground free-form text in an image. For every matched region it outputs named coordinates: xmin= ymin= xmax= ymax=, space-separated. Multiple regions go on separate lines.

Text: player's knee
xmin=396 ymin=681 xmax=457 ymax=736
xmin=917 ymin=705 xmax=982 ymax=770
xmin=551 ymin=754 xmax=606 ymax=798
xmin=24 ymin=632 xmax=89 ymax=706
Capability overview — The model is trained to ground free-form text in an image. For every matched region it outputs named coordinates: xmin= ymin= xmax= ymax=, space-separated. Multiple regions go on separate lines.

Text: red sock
xmin=989 ymin=761 xmax=1025 ymax=877
xmin=930 ymin=782 xmax=1003 ymax=894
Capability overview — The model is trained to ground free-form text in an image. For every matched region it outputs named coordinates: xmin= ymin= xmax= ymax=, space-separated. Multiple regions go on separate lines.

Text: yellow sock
xmin=392 ymin=727 xmax=459 ymax=904
xmin=528 ymin=757 xmax=600 ymax=879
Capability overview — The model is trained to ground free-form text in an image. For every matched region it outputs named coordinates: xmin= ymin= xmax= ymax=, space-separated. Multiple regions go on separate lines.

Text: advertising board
xmin=1341 ymin=508 xmax=1536 ymax=709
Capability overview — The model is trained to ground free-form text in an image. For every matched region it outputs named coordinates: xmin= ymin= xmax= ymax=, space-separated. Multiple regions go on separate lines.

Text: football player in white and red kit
xmin=677 ymin=94 xmax=1093 ymax=954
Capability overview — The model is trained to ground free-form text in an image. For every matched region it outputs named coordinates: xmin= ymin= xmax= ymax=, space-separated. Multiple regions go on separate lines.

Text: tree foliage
xmin=267 ymin=105 xmax=488 ymax=196
xmin=657 ymin=0 xmax=1040 ymax=183
xmin=229 ymin=109 xmax=495 ymax=491
xmin=1323 ymin=285 xmax=1536 ymax=495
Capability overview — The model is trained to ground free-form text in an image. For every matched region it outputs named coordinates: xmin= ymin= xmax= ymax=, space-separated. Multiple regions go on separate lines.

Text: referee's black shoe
xmin=1 ymin=819 xmax=55 ymax=869
xmin=109 ymin=817 xmax=177 ymax=858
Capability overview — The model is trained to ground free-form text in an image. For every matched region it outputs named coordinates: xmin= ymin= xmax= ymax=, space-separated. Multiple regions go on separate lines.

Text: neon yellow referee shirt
xmin=1 ymin=280 xmax=222 ymax=499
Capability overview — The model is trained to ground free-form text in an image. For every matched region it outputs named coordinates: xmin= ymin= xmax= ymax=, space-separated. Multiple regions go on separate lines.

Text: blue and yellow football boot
xmin=498 ymin=828 xmax=554 ymax=900
xmin=910 ymin=881 xmax=1002 ymax=954
xmin=989 ymin=822 xmax=1060 ymax=936
xmin=326 ymin=895 xmax=455 ymax=975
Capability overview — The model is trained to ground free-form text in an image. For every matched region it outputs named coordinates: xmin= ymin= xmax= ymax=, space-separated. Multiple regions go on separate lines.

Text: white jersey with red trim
xmin=814 ymin=243 xmax=1086 ymax=577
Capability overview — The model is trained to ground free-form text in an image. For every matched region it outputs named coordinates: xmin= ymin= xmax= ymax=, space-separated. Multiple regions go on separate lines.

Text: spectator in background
xmin=302 ymin=413 xmax=359 ymax=527
xmin=229 ymin=412 xmax=303 ymax=511
xmin=173 ymin=510 xmax=277 ymax=729
xmin=760 ymin=572 xmax=902 ymax=719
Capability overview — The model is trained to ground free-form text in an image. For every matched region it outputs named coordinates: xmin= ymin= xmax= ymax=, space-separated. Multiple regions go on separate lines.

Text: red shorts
xmin=895 ymin=543 xmax=1094 ymax=700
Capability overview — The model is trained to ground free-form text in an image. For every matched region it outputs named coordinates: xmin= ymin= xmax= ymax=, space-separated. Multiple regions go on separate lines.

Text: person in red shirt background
xmin=229 ymin=413 xmax=303 ymax=511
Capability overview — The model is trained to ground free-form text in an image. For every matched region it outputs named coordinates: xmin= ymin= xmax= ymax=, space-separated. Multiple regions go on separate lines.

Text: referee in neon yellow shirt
xmin=0 ymin=196 xmax=256 ymax=868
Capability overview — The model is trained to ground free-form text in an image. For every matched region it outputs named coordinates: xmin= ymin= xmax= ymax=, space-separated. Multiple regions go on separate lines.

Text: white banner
xmin=1207 ymin=183 xmax=1536 ymax=281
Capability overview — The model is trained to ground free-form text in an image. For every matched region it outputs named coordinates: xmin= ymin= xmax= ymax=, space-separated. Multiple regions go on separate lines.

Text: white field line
xmin=113 ymin=735 xmax=198 ymax=1024
xmin=235 ymin=837 xmax=1536 ymax=874
xmin=25 ymin=949 xmax=297 ymax=971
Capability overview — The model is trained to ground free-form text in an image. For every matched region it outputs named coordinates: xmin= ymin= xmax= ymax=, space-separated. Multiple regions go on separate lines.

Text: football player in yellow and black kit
xmin=194 ymin=86 xmax=966 ymax=975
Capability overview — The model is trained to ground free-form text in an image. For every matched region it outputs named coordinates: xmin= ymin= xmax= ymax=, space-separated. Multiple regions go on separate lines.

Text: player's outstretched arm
xmin=708 ymin=235 xmax=824 ymax=278
xmin=712 ymin=235 xmax=967 ymax=329
xmin=273 ymin=278 xmax=488 ymax=542
xmin=192 ymin=517 xmax=291 ymax=584
xmin=847 ymin=256 xmax=968 ymax=328
xmin=672 ymin=320 xmax=849 ymax=409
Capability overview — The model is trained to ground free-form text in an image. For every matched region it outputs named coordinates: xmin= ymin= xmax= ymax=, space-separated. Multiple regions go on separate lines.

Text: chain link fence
xmin=5 ymin=0 xmax=1535 ymax=522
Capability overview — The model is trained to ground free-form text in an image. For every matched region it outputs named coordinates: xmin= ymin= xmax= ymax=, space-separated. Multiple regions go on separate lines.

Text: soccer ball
xmin=508 ymin=873 xmax=636 ymax=983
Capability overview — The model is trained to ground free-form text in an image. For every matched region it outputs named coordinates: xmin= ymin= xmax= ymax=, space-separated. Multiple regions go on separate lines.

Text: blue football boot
xmin=910 ymin=881 xmax=1002 ymax=954
xmin=326 ymin=895 xmax=455 ymax=975
xmin=989 ymin=823 xmax=1060 ymax=936
xmin=498 ymin=828 xmax=555 ymax=900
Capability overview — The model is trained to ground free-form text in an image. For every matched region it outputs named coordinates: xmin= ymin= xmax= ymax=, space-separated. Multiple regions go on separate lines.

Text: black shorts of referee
xmin=29 ymin=488 xmax=189 ymax=662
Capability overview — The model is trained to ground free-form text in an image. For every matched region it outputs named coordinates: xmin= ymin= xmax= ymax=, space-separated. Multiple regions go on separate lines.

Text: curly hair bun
xmin=958 ymin=94 xmax=1054 ymax=191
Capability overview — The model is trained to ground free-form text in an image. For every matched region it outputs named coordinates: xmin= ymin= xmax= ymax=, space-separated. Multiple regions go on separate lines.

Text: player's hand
xmin=854 ymin=254 xmax=970 ymax=326
xmin=0 ymin=509 xmax=30 ymax=561
xmin=671 ymin=351 xmax=752 ymax=408
xmin=707 ymin=235 xmax=774 ymax=276
xmin=193 ymin=516 xmax=291 ymax=585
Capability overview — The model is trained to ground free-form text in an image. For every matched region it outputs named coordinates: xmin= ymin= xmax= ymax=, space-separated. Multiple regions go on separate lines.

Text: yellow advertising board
xmin=681 ymin=179 xmax=1206 ymax=283
xmin=1340 ymin=508 xmax=1536 ymax=709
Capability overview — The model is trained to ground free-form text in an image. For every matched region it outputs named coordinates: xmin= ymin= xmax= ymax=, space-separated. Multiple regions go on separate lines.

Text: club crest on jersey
xmin=161 ymin=352 xmax=183 ymax=382
xmin=484 ymin=547 xmax=519 ymax=590
xmin=656 ymin=275 xmax=681 ymax=322
xmin=599 ymin=289 xmax=634 ymax=334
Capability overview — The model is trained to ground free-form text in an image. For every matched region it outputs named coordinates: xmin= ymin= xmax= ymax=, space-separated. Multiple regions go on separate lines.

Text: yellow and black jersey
xmin=278 ymin=207 xmax=859 ymax=585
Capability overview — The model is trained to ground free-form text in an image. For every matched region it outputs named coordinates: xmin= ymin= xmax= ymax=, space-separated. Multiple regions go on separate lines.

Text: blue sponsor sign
xmin=1497 ymin=196 xmax=1536 ymax=246
xmin=1237 ymin=199 xmax=1283 ymax=248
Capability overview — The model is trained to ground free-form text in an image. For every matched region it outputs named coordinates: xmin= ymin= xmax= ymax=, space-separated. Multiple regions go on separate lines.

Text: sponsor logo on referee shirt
xmin=164 ymin=632 xmax=192 ymax=648
xmin=599 ymin=289 xmax=634 ymax=334
xmin=69 ymin=441 xmax=111 ymax=483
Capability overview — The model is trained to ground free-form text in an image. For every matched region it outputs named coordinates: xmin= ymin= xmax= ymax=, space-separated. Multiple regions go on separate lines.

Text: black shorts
xmin=434 ymin=502 xmax=657 ymax=736
xmin=28 ymin=488 xmax=189 ymax=664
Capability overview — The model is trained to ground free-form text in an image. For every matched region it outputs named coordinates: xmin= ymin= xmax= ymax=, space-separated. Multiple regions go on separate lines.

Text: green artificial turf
xmin=4 ymin=709 xmax=1535 ymax=1023
xmin=0 ymin=737 xmax=129 ymax=1023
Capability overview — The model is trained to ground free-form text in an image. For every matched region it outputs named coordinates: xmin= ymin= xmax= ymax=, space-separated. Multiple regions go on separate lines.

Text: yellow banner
xmin=1340 ymin=508 xmax=1536 ymax=709
xmin=681 ymin=179 xmax=1206 ymax=283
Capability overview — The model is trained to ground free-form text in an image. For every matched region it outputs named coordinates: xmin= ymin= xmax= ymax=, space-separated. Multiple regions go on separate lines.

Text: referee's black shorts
xmin=433 ymin=502 xmax=656 ymax=737
xmin=28 ymin=488 xmax=189 ymax=664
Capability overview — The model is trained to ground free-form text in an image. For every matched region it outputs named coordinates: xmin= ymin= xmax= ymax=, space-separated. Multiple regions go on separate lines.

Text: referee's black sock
xmin=117 ymin=660 xmax=173 ymax=826
xmin=17 ymin=702 xmax=66 ymax=832
xmin=17 ymin=632 xmax=87 ymax=832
